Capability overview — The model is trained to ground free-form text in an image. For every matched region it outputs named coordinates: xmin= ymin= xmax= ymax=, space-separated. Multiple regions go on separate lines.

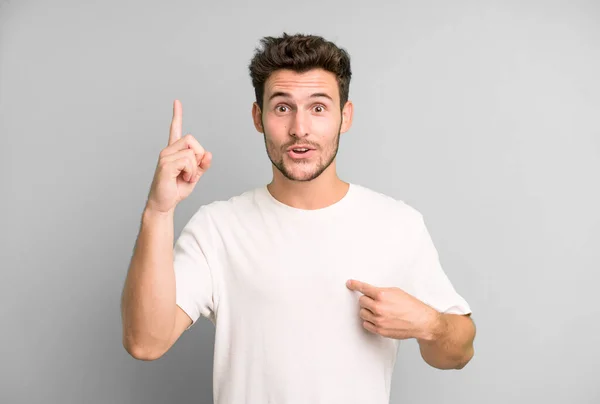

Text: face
xmin=252 ymin=68 xmax=353 ymax=182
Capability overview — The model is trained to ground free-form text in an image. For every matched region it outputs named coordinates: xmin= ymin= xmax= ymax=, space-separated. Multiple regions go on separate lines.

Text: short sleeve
xmin=173 ymin=206 xmax=217 ymax=330
xmin=402 ymin=214 xmax=472 ymax=315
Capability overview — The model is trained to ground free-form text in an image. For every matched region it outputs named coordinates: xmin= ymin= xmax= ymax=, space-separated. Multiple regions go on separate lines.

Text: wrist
xmin=142 ymin=205 xmax=175 ymax=222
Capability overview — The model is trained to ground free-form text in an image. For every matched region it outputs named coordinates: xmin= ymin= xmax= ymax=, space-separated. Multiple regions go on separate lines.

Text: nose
xmin=289 ymin=110 xmax=310 ymax=138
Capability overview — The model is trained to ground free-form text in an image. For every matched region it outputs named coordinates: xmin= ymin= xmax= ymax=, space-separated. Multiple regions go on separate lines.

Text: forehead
xmin=264 ymin=68 xmax=338 ymax=101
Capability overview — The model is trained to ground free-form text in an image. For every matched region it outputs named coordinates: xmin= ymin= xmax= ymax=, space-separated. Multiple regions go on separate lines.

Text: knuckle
xmin=376 ymin=290 xmax=385 ymax=300
xmin=159 ymin=148 xmax=170 ymax=159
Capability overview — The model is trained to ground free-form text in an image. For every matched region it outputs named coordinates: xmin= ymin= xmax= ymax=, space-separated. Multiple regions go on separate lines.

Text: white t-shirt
xmin=173 ymin=183 xmax=471 ymax=404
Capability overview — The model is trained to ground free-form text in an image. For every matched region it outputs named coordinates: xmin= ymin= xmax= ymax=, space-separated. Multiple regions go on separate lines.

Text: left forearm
xmin=417 ymin=313 xmax=476 ymax=370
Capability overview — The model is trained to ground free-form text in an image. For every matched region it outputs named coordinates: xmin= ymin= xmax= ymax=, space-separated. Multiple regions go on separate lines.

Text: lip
xmin=287 ymin=149 xmax=316 ymax=159
xmin=286 ymin=145 xmax=316 ymax=152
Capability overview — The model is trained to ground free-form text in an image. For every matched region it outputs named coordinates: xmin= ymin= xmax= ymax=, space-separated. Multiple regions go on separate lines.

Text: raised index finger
xmin=169 ymin=99 xmax=183 ymax=146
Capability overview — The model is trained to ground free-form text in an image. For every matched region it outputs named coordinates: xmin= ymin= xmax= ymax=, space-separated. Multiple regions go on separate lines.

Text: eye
xmin=275 ymin=105 xmax=289 ymax=113
xmin=313 ymin=104 xmax=326 ymax=113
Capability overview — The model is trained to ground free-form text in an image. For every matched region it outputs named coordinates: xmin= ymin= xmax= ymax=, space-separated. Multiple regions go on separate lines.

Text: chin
xmin=284 ymin=168 xmax=321 ymax=182
xmin=269 ymin=151 xmax=332 ymax=182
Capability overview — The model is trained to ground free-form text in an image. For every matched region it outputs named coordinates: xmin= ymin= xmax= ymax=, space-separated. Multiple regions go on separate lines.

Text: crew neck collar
xmin=260 ymin=183 xmax=355 ymax=215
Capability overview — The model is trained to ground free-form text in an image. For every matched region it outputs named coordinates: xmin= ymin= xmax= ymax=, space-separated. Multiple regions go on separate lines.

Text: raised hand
xmin=146 ymin=100 xmax=212 ymax=214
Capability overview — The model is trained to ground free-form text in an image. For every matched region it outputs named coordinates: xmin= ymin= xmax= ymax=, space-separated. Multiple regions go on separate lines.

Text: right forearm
xmin=121 ymin=207 xmax=176 ymax=358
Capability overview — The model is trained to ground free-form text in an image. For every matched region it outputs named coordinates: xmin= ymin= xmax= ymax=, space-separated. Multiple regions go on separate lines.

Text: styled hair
xmin=248 ymin=33 xmax=352 ymax=111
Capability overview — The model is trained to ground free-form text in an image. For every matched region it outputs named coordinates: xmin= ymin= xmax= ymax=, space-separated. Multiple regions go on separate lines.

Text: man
xmin=121 ymin=32 xmax=476 ymax=404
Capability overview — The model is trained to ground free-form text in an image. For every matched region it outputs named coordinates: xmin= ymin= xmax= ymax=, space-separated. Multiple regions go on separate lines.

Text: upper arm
xmin=173 ymin=206 xmax=218 ymax=328
xmin=401 ymin=212 xmax=472 ymax=315
xmin=156 ymin=305 xmax=193 ymax=358
xmin=172 ymin=305 xmax=194 ymax=340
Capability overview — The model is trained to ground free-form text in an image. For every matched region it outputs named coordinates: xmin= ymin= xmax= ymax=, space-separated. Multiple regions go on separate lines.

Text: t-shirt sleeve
xmin=173 ymin=206 xmax=217 ymax=330
xmin=402 ymin=213 xmax=472 ymax=315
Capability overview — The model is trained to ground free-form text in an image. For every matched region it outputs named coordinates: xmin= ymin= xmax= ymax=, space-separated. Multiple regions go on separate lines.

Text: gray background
xmin=1 ymin=0 xmax=599 ymax=403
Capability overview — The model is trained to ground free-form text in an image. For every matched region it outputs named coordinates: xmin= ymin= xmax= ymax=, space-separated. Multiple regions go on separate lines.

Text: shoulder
xmin=186 ymin=187 xmax=262 ymax=222
xmin=350 ymin=183 xmax=425 ymax=226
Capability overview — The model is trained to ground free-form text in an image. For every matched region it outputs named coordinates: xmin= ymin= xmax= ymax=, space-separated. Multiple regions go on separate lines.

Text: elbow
xmin=422 ymin=347 xmax=474 ymax=370
xmin=454 ymin=346 xmax=475 ymax=370
xmin=122 ymin=336 xmax=164 ymax=361
xmin=454 ymin=360 xmax=468 ymax=370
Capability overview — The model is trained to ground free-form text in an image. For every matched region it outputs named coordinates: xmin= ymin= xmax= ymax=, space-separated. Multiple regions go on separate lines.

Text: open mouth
xmin=288 ymin=148 xmax=316 ymax=159
xmin=292 ymin=148 xmax=310 ymax=154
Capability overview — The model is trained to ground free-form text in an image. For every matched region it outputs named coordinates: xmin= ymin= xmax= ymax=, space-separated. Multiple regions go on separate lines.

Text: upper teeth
xmin=294 ymin=148 xmax=308 ymax=151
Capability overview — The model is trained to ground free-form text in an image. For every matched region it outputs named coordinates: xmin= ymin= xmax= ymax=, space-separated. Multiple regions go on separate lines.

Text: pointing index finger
xmin=169 ymin=99 xmax=183 ymax=146
xmin=346 ymin=279 xmax=381 ymax=299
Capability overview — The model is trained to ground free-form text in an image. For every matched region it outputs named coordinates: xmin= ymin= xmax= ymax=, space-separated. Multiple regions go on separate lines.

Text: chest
xmin=220 ymin=217 xmax=408 ymax=319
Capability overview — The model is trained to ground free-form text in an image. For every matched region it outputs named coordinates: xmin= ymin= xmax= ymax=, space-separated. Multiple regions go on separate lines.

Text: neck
xmin=267 ymin=167 xmax=349 ymax=210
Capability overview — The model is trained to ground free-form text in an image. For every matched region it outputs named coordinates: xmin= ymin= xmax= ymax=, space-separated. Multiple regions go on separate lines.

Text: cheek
xmin=314 ymin=116 xmax=340 ymax=135
xmin=264 ymin=118 xmax=288 ymax=135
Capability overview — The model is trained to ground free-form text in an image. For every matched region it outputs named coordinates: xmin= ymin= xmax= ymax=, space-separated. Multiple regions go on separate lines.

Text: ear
xmin=340 ymin=100 xmax=354 ymax=134
xmin=252 ymin=102 xmax=264 ymax=133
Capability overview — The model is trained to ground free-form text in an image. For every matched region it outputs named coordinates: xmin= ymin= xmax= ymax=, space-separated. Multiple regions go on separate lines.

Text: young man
xmin=121 ymin=33 xmax=476 ymax=404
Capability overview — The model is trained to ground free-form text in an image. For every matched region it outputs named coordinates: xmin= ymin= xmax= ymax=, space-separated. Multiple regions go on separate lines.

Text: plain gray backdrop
xmin=1 ymin=0 xmax=599 ymax=403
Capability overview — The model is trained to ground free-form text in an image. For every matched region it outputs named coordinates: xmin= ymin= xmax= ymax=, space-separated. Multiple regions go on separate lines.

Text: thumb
xmin=199 ymin=151 xmax=213 ymax=171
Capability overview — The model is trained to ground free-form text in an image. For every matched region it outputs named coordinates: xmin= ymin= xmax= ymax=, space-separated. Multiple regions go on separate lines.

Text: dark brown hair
xmin=248 ymin=33 xmax=352 ymax=111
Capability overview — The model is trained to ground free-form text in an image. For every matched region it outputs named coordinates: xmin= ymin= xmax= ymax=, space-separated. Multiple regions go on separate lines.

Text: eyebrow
xmin=268 ymin=91 xmax=334 ymax=102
